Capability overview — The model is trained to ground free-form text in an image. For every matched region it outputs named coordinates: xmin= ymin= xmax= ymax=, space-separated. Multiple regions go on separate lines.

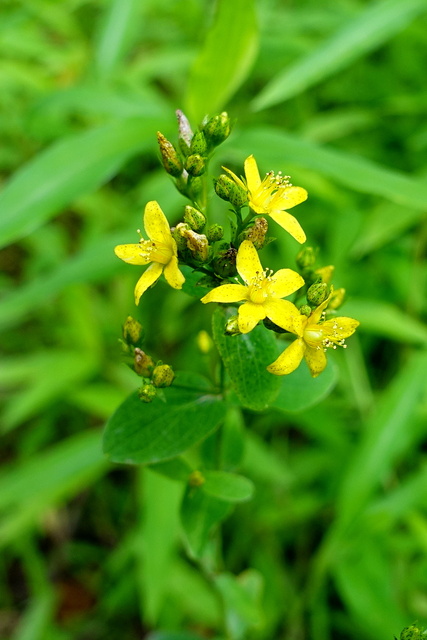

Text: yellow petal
xmin=273 ymin=186 xmax=308 ymax=210
xmin=244 ymin=155 xmax=261 ymax=192
xmin=236 ymin=240 xmax=263 ymax=285
xmin=310 ymin=293 xmax=333 ymax=325
xmin=222 ymin=166 xmax=246 ymax=191
xmin=114 ymin=243 xmax=151 ymax=265
xmin=237 ymin=301 xmax=266 ymax=333
xmin=267 ymin=338 xmax=305 ymax=375
xmin=263 ymin=299 xmax=301 ymax=333
xmin=201 ymin=284 xmax=248 ymax=304
xmin=269 ymin=210 xmax=306 ymax=244
xmin=163 ymin=255 xmax=185 ymax=290
xmin=144 ymin=200 xmax=172 ymax=244
xmin=269 ymin=269 xmax=304 ymax=298
xmin=321 ymin=317 xmax=360 ymax=340
xmin=304 ymin=345 xmax=327 ymax=378
xmin=134 ymin=262 xmax=163 ymax=304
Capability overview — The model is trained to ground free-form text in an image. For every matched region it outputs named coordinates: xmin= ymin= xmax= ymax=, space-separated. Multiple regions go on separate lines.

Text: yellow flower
xmin=224 ymin=155 xmax=308 ymax=243
xmin=114 ymin=200 xmax=185 ymax=304
xmin=267 ymin=294 xmax=359 ymax=377
xmin=201 ymin=240 xmax=304 ymax=334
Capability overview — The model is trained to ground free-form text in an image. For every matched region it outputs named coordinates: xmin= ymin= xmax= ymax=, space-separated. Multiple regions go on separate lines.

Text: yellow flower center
xmin=248 ymin=269 xmax=273 ymax=304
xmin=251 ymin=171 xmax=292 ymax=209
xmin=304 ymin=317 xmax=348 ymax=351
xmin=138 ymin=240 xmax=173 ymax=265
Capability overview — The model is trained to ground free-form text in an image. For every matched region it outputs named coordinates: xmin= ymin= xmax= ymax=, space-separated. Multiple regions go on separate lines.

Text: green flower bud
xmin=214 ymin=174 xmax=233 ymax=201
xmin=190 ymin=130 xmax=207 ymax=155
xmin=152 ymin=364 xmax=175 ymax=388
xmin=328 ymin=287 xmax=345 ymax=310
xmin=172 ymin=222 xmax=192 ymax=250
xmin=225 ymin=315 xmax=241 ymax=336
xmin=184 ymin=205 xmax=206 ymax=231
xmin=299 ymin=304 xmax=312 ymax=317
xmin=206 ymin=224 xmax=224 ymax=243
xmin=203 ymin=112 xmax=231 ymax=147
xmin=307 ymin=282 xmax=328 ymax=306
xmin=296 ymin=246 xmax=316 ymax=270
xmin=188 ymin=175 xmax=203 ymax=198
xmin=401 ymin=625 xmax=423 ymax=640
xmin=240 ymin=217 xmax=268 ymax=249
xmin=228 ymin=181 xmax=248 ymax=208
xmin=213 ymin=247 xmax=237 ymax=278
xmin=176 ymin=109 xmax=193 ymax=156
xmin=185 ymin=153 xmax=205 ymax=177
xmin=189 ymin=470 xmax=205 ymax=487
xmin=122 ymin=316 xmax=143 ymax=345
xmin=139 ymin=383 xmax=157 ymax=403
xmin=134 ymin=348 xmax=155 ymax=377
xmin=156 ymin=131 xmax=183 ymax=177
xmin=183 ymin=229 xmax=210 ymax=262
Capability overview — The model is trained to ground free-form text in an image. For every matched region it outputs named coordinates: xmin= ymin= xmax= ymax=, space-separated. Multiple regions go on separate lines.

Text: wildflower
xmin=267 ymin=293 xmax=359 ymax=377
xmin=114 ymin=201 xmax=185 ymax=304
xmin=224 ymin=155 xmax=308 ymax=243
xmin=201 ymin=240 xmax=304 ymax=334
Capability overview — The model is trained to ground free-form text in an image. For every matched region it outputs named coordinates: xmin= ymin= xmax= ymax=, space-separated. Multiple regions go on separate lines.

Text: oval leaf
xmin=103 ymin=373 xmax=226 ymax=465
xmin=212 ymin=307 xmax=281 ymax=411
xmin=203 ymin=471 xmax=254 ymax=503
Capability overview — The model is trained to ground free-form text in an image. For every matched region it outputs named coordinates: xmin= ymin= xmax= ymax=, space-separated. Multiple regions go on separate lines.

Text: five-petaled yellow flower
xmin=224 ymin=155 xmax=308 ymax=243
xmin=115 ymin=200 xmax=185 ymax=304
xmin=201 ymin=240 xmax=304 ymax=334
xmin=267 ymin=293 xmax=359 ymax=377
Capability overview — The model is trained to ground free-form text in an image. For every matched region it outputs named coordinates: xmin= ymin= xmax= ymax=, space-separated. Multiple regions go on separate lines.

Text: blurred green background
xmin=1 ymin=0 xmax=427 ymax=638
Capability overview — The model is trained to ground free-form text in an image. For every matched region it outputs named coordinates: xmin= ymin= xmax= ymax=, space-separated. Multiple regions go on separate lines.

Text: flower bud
xmin=299 ymin=304 xmax=312 ymax=317
xmin=122 ymin=316 xmax=143 ymax=345
xmin=189 ymin=470 xmax=205 ymax=487
xmin=240 ymin=217 xmax=268 ymax=249
xmin=212 ymin=247 xmax=237 ymax=278
xmin=176 ymin=109 xmax=193 ymax=156
xmin=206 ymin=224 xmax=224 ymax=242
xmin=185 ymin=153 xmax=205 ymax=176
xmin=134 ymin=348 xmax=155 ymax=377
xmin=203 ymin=112 xmax=231 ymax=147
xmin=296 ymin=246 xmax=316 ymax=270
xmin=190 ymin=130 xmax=207 ymax=155
xmin=183 ymin=229 xmax=210 ymax=262
xmin=188 ymin=175 xmax=203 ymax=198
xmin=197 ymin=330 xmax=213 ymax=353
xmin=400 ymin=625 xmax=423 ymax=640
xmin=225 ymin=315 xmax=241 ymax=336
xmin=328 ymin=287 xmax=345 ymax=310
xmin=214 ymin=174 xmax=233 ymax=201
xmin=307 ymin=282 xmax=329 ymax=306
xmin=152 ymin=364 xmax=175 ymax=388
xmin=184 ymin=205 xmax=206 ymax=231
xmin=156 ymin=131 xmax=183 ymax=177
xmin=315 ymin=264 xmax=335 ymax=284
xmin=138 ymin=383 xmax=157 ymax=403
xmin=172 ymin=222 xmax=192 ymax=250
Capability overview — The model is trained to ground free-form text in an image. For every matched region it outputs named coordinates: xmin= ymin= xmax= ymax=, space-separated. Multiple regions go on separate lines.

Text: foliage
xmin=1 ymin=0 xmax=427 ymax=639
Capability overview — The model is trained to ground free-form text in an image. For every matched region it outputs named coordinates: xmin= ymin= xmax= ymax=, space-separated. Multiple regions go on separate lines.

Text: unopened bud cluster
xmin=294 ymin=246 xmax=346 ymax=315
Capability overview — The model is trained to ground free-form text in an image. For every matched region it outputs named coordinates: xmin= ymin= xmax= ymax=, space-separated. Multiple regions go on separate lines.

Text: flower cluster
xmin=115 ymin=111 xmax=359 ymax=381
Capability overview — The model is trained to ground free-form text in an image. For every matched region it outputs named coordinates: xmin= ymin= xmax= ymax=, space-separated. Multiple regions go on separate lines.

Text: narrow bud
xmin=184 ymin=205 xmax=206 ymax=231
xmin=315 ymin=264 xmax=335 ymax=284
xmin=296 ymin=246 xmax=316 ymax=270
xmin=138 ymin=383 xmax=157 ymax=403
xmin=197 ymin=330 xmax=213 ymax=353
xmin=206 ymin=224 xmax=224 ymax=243
xmin=185 ymin=153 xmax=205 ymax=176
xmin=240 ymin=217 xmax=268 ymax=249
xmin=212 ymin=247 xmax=237 ymax=278
xmin=228 ymin=181 xmax=248 ymax=208
xmin=183 ymin=229 xmax=210 ymax=262
xmin=152 ymin=364 xmax=175 ymax=388
xmin=176 ymin=109 xmax=193 ymax=156
xmin=225 ymin=315 xmax=241 ymax=336
xmin=189 ymin=470 xmax=205 ymax=487
xmin=328 ymin=287 xmax=346 ymax=310
xmin=172 ymin=222 xmax=191 ymax=250
xmin=134 ymin=348 xmax=155 ymax=377
xmin=122 ymin=316 xmax=143 ymax=345
xmin=203 ymin=112 xmax=231 ymax=147
xmin=190 ymin=130 xmax=207 ymax=155
xmin=157 ymin=131 xmax=183 ymax=177
xmin=214 ymin=174 xmax=233 ymax=201
xmin=307 ymin=282 xmax=329 ymax=306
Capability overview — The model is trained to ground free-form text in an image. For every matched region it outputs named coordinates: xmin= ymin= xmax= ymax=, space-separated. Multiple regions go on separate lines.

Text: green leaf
xmin=214 ymin=571 xmax=264 ymax=640
xmin=185 ymin=0 xmax=258 ymax=122
xmin=252 ymin=0 xmax=427 ymax=110
xmin=203 ymin=471 xmax=254 ymax=503
xmin=212 ymin=308 xmax=281 ymax=411
xmin=147 ymin=633 xmax=207 ymax=640
xmin=219 ymin=406 xmax=245 ymax=471
xmin=0 ymin=117 xmax=165 ymax=249
xmin=103 ymin=373 xmax=226 ymax=465
xmin=94 ymin=0 xmax=141 ymax=78
xmin=181 ymin=485 xmax=232 ymax=559
xmin=272 ymin=359 xmax=337 ymax=413
xmin=150 ymin=458 xmax=193 ymax=483
xmin=232 ymin=127 xmax=427 ymax=211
